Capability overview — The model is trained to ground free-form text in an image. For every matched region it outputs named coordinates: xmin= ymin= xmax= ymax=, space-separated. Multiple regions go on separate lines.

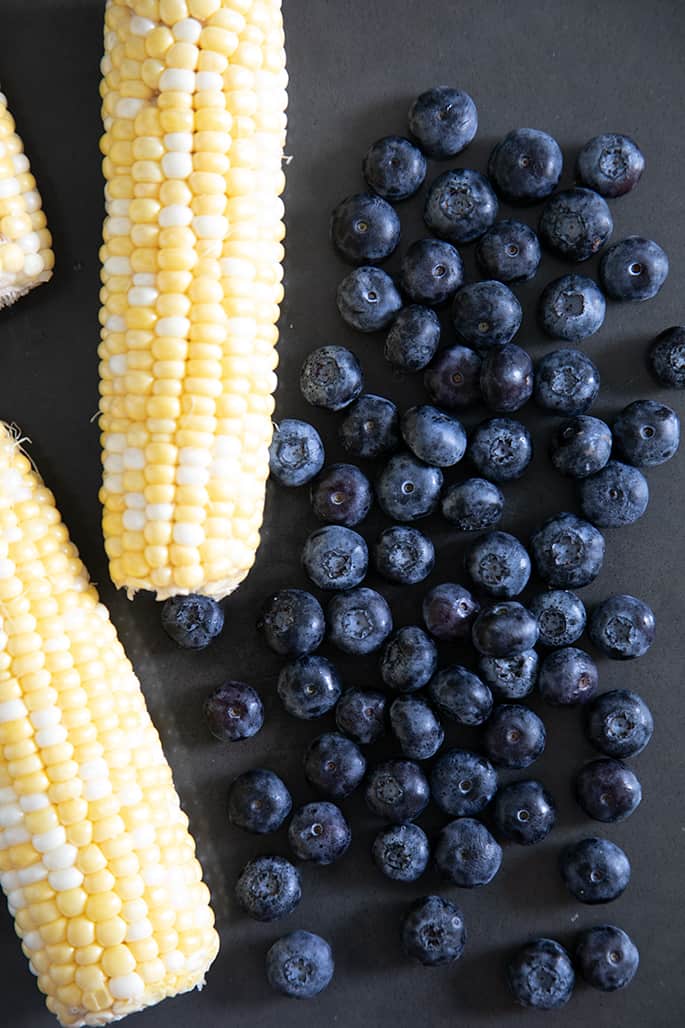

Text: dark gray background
xmin=0 ymin=0 xmax=683 ymax=1025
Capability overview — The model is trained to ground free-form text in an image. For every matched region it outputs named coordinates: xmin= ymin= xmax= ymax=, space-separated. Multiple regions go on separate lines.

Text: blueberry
xmin=488 ymin=128 xmax=563 ymax=202
xmin=476 ymin=219 xmax=541 ymax=283
xmin=550 ymin=415 xmax=612 ymax=478
xmin=339 ymin=393 xmax=400 ymax=458
xmin=161 ymin=594 xmax=224 ymax=649
xmin=507 ymin=939 xmax=574 ymax=1009
xmin=493 ymin=780 xmax=557 ymax=845
xmin=538 ymin=647 xmax=598 ymax=706
xmin=538 ymin=187 xmax=613 ymax=262
xmin=427 ymin=666 xmax=493 ymax=726
xmin=310 ymin=463 xmax=372 ymax=526
xmin=299 ymin=345 xmax=363 ymax=411
xmin=327 ymin=587 xmax=393 ymax=655
xmin=400 ymin=238 xmax=464 ymax=306
xmin=269 ymin=419 xmax=325 ymax=487
xmin=277 ymin=655 xmax=342 ymax=720
xmin=374 ymin=525 xmax=435 ymax=585
xmin=380 ymin=625 xmax=438 ymax=692
xmin=422 ymin=583 xmax=480 ymax=642
xmin=408 ymin=86 xmax=477 ymax=159
xmin=559 ymin=837 xmax=630 ymax=904
xmin=577 ymin=133 xmax=645 ymax=197
xmin=335 ymin=688 xmax=386 ymax=745
xmin=301 ymin=525 xmax=368 ymax=591
xmin=575 ymin=925 xmax=639 ymax=991
xmin=330 ymin=192 xmax=400 ymax=264
xmin=266 ymin=930 xmax=334 ymax=998
xmin=468 ymin=417 xmax=533 ymax=482
xmin=451 ymin=280 xmax=522 ymax=351
xmin=478 ymin=650 xmax=539 ymax=699
xmin=584 ymin=689 xmax=654 ymax=759
xmin=429 ymin=749 xmax=498 ymax=817
xmin=530 ymin=512 xmax=605 ymax=588
xmin=235 ymin=856 xmax=301 ymax=922
xmin=465 ymin=530 xmax=531 ymax=598
xmin=435 ymin=818 xmax=502 ymax=888
xmin=649 ymin=325 xmax=685 ymax=388
xmin=534 ymin=349 xmax=600 ymax=416
xmin=288 ymin=801 xmax=351 ymax=865
xmin=589 ymin=594 xmax=655 ymax=660
xmin=613 ymin=399 xmax=680 ymax=467
xmin=375 ymin=452 xmax=443 ymax=521
xmin=204 ymin=681 xmax=264 ymax=741
xmin=303 ymin=732 xmax=366 ymax=799
xmin=480 ymin=344 xmax=533 ymax=413
xmin=258 ymin=588 xmax=325 ymax=657
xmin=441 ymin=478 xmax=504 ymax=531
xmin=372 ymin=823 xmax=430 ymax=882
xmin=424 ymin=344 xmax=483 ymax=409
xmin=600 ymin=236 xmax=669 ymax=301
xmin=538 ymin=274 xmax=606 ymax=342
xmin=579 ymin=460 xmax=649 ymax=528
xmin=400 ymin=404 xmax=467 ymax=467
xmin=337 ymin=266 xmax=402 ymax=332
xmin=401 ymin=895 xmax=467 ymax=967
xmin=472 ymin=602 xmax=539 ymax=657
xmin=363 ymin=135 xmax=427 ymax=201
xmin=529 ymin=590 xmax=586 ymax=647
xmin=385 ymin=305 xmax=441 ymax=372
xmin=390 ymin=696 xmax=444 ymax=761
xmin=574 ymin=758 xmax=642 ymax=823
xmin=483 ymin=704 xmax=546 ymax=769
xmin=365 ymin=760 xmax=430 ymax=823
xmin=424 ymin=169 xmax=498 ymax=243
xmin=228 ymin=768 xmax=292 ymax=834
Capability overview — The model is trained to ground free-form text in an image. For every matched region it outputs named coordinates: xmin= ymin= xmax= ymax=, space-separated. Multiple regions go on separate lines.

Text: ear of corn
xmin=0 ymin=423 xmax=219 ymax=1027
xmin=98 ymin=0 xmax=287 ymax=601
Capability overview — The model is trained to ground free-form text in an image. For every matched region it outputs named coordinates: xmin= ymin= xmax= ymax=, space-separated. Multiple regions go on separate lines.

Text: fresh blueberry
xmin=483 ymin=704 xmax=546 ymax=769
xmin=390 ymin=696 xmax=444 ymax=761
xmin=649 ymin=325 xmax=685 ymax=388
xmin=507 ymin=939 xmax=574 ymax=1009
xmin=465 ymin=530 xmax=531 ymax=598
xmin=430 ymin=749 xmax=498 ymax=817
xmin=529 ymin=590 xmax=586 ymax=647
xmin=468 ymin=417 xmax=533 ymax=482
xmin=335 ymin=688 xmax=386 ymax=745
xmin=204 ymin=681 xmax=264 ymax=741
xmin=530 ymin=512 xmax=605 ymax=588
xmin=288 ymin=801 xmax=351 ymax=865
xmin=600 ymin=236 xmax=669 ymax=301
xmin=538 ymin=274 xmax=606 ymax=342
xmin=575 ymin=925 xmax=639 ymax=991
xmin=579 ymin=460 xmax=649 ymax=528
xmin=559 ymin=837 xmax=631 ymax=904
xmin=401 ymin=895 xmax=467 ymax=967
xmin=480 ymin=344 xmax=533 ymax=413
xmin=330 ymin=192 xmax=400 ymax=264
xmin=365 ymin=760 xmax=430 ymax=823
xmin=435 ymin=818 xmax=502 ymax=888
xmin=408 ymin=85 xmax=477 ymax=158
xmin=385 ymin=305 xmax=441 ymax=372
xmin=427 ymin=666 xmax=493 ymax=726
xmin=550 ymin=416 xmax=612 ymax=478
xmin=301 ymin=525 xmax=368 ymax=591
xmin=589 ymin=594 xmax=655 ymax=660
xmin=161 ymin=594 xmax=224 ymax=649
xmin=441 ymin=478 xmax=504 ymax=531
xmin=452 ymin=280 xmax=522 ymax=351
xmin=363 ymin=135 xmax=427 ymax=201
xmin=327 ymin=587 xmax=392 ymax=655
xmin=310 ymin=463 xmax=372 ymax=526
xmin=372 ymin=823 xmax=430 ymax=882
xmin=613 ymin=399 xmax=680 ymax=467
xmin=577 ymin=133 xmax=645 ymax=197
xmin=235 ymin=856 xmax=301 ymax=922
xmin=575 ymin=758 xmax=642 ymax=823
xmin=585 ymin=689 xmax=654 ymax=759
xmin=424 ymin=169 xmax=498 ymax=243
xmin=400 ymin=404 xmax=467 ymax=467
xmin=269 ymin=419 xmax=325 ymax=487
xmin=488 ymin=128 xmax=563 ymax=202
xmin=228 ymin=768 xmax=292 ymax=834
xmin=538 ymin=647 xmax=598 ymax=706
xmin=400 ymin=238 xmax=464 ymax=306
xmin=337 ymin=266 xmax=402 ymax=332
xmin=380 ymin=625 xmax=438 ymax=692
xmin=277 ymin=655 xmax=342 ymax=720
xmin=478 ymin=651 xmax=539 ymax=699
xmin=422 ymin=583 xmax=480 ymax=642
xmin=472 ymin=602 xmax=539 ymax=657
xmin=534 ymin=349 xmax=600 ymax=416
xmin=375 ymin=452 xmax=443 ymax=521
xmin=266 ymin=930 xmax=334 ymax=998
xmin=299 ymin=345 xmax=363 ymax=411
xmin=424 ymin=344 xmax=483 ymax=409
xmin=339 ymin=393 xmax=400 ymax=459
xmin=476 ymin=219 xmax=541 ymax=283
xmin=374 ymin=525 xmax=435 ymax=585
xmin=538 ymin=187 xmax=613 ymax=262
xmin=303 ymin=732 xmax=366 ymax=799
xmin=258 ymin=589 xmax=325 ymax=657
xmin=493 ymin=780 xmax=556 ymax=845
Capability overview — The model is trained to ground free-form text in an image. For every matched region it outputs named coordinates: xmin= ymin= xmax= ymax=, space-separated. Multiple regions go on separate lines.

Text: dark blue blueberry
xmin=335 ymin=688 xmax=386 ymax=745
xmin=649 ymin=325 xmax=685 ymax=388
xmin=452 ymin=280 xmax=522 ymax=351
xmin=480 ymin=344 xmax=533 ymax=413
xmin=277 ymin=655 xmax=342 ymax=720
xmin=574 ymin=758 xmax=642 ymax=823
xmin=529 ymin=590 xmax=586 ymax=648
xmin=534 ymin=349 xmax=600 ymax=416
xmin=303 ymin=732 xmax=366 ymax=799
xmin=337 ymin=266 xmax=402 ymax=332
xmin=161 ymin=593 xmax=224 ymax=649
xmin=538 ymin=647 xmax=598 ymax=706
xmin=585 ymin=689 xmax=654 ymax=759
xmin=408 ymin=86 xmax=477 ymax=159
xmin=269 ymin=419 xmax=325 ymax=487
xmin=258 ymin=588 xmax=325 ymax=657
xmin=204 ymin=681 xmax=264 ymax=741
xmin=310 ymin=463 xmax=372 ymax=526
xmin=465 ymin=530 xmax=531 ymax=598
xmin=266 ymin=930 xmax=334 ymax=998
xmin=488 ymin=128 xmax=563 ymax=202
xmin=424 ymin=169 xmax=498 ymax=243
xmin=301 ymin=525 xmax=368 ymax=591
xmin=235 ymin=856 xmax=301 ymax=922
xmin=550 ymin=416 xmax=612 ymax=478
xmin=327 ymin=586 xmax=393 ymax=655
xmin=577 ymin=133 xmax=645 ymax=197
xmin=380 ymin=626 xmax=438 ymax=692
xmin=600 ymin=236 xmax=669 ymax=302
xmin=400 ymin=238 xmax=464 ymax=306
xmin=476 ymin=219 xmax=541 ymax=283
xmin=400 ymin=404 xmax=467 ymax=467
xmin=288 ymin=801 xmax=351 ymax=865
xmin=374 ymin=525 xmax=435 ymax=585
xmin=430 ymin=749 xmax=498 ymax=817
xmin=422 ymin=583 xmax=480 ymax=642
xmin=375 ymin=452 xmax=443 ymax=521
xmin=507 ymin=939 xmax=574 ymax=1009
xmin=559 ymin=836 xmax=630 ymax=904
xmin=483 ymin=704 xmax=546 ymax=769
xmin=468 ymin=417 xmax=533 ymax=482
xmin=339 ymin=393 xmax=400 ymax=459
xmin=330 ymin=192 xmax=400 ymax=264
xmin=538 ymin=274 xmax=606 ymax=342
xmin=372 ymin=823 xmax=429 ymax=882
xmin=228 ymin=769 xmax=292 ymax=834
xmin=428 ymin=666 xmax=493 ymax=726
xmin=385 ymin=305 xmax=440 ymax=372
xmin=539 ymin=188 xmax=613 ymax=262
xmin=493 ymin=780 xmax=556 ymax=845
xmin=472 ymin=603 xmax=539 ymax=658
xmin=363 ymin=135 xmax=427 ymax=201
xmin=299 ymin=345 xmax=363 ymax=411
xmin=575 ymin=925 xmax=639 ymax=991
xmin=530 ymin=512 xmax=605 ymax=588
xmin=401 ymin=895 xmax=466 ymax=967
xmin=478 ymin=651 xmax=538 ymax=699
xmin=579 ymin=460 xmax=649 ymax=528
xmin=589 ymin=594 xmax=655 ymax=660
xmin=390 ymin=696 xmax=444 ymax=761
xmin=441 ymin=478 xmax=504 ymax=531
xmin=424 ymin=344 xmax=482 ymax=409
xmin=613 ymin=399 xmax=680 ymax=467
xmin=435 ymin=818 xmax=502 ymax=888
xmin=365 ymin=760 xmax=430 ymax=823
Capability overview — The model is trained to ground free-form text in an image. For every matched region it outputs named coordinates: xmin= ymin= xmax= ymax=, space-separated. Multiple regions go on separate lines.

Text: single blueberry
xmin=390 ymin=696 xmax=444 ymax=761
xmin=330 ymin=192 xmax=400 ymax=264
xmin=380 ymin=626 xmax=438 ymax=692
xmin=363 ymin=135 xmax=427 ymax=201
xmin=575 ymin=925 xmax=639 ymax=991
xmin=649 ymin=325 xmax=685 ymax=389
xmin=401 ymin=895 xmax=467 ymax=967
xmin=480 ymin=343 xmax=534 ymax=413
xmin=228 ymin=769 xmax=292 ymax=834
xmin=589 ymin=594 xmax=655 ymax=660
xmin=559 ymin=836 xmax=631 ymax=904
xmin=327 ymin=587 xmax=393 ymax=655
xmin=408 ymin=86 xmax=478 ymax=158
xmin=310 ymin=463 xmax=372 ymax=526
xmin=441 ymin=478 xmax=504 ymax=531
xmin=550 ymin=415 xmax=612 ymax=478
xmin=235 ymin=856 xmax=301 ymax=922
xmin=424 ymin=168 xmax=498 ymax=243
xmin=507 ymin=938 xmax=575 ymax=1009
xmin=339 ymin=393 xmax=400 ymax=459
xmin=530 ymin=512 xmax=605 ymax=588
xmin=266 ymin=930 xmax=334 ymax=999
xmin=365 ymin=760 xmax=430 ymax=823
xmin=468 ymin=417 xmax=533 ymax=482
xmin=269 ymin=419 xmax=325 ymax=487
xmin=534 ymin=349 xmax=600 ymax=416
xmin=400 ymin=238 xmax=464 ymax=306
xmin=385 ymin=305 xmax=441 ymax=371
xmin=452 ymin=280 xmax=522 ymax=351
xmin=613 ymin=399 xmax=680 ymax=467
xmin=161 ymin=593 xmax=224 ymax=649
xmin=538 ymin=647 xmax=599 ymax=706
xmin=483 ymin=704 xmax=546 ymax=769
xmin=476 ymin=219 xmax=541 ymax=283
xmin=299 ymin=346 xmax=363 ymax=411
xmin=258 ymin=588 xmax=325 ymax=657
xmin=600 ymin=236 xmax=669 ymax=301
xmin=424 ymin=344 xmax=483 ymax=409
xmin=472 ymin=602 xmax=539 ymax=657
xmin=575 ymin=758 xmax=642 ymax=823
xmin=277 ymin=655 xmax=342 ymax=720
xmin=288 ymin=801 xmax=351 ymax=865
xmin=579 ymin=460 xmax=649 ymax=528
xmin=577 ymin=133 xmax=645 ymax=197
xmin=337 ymin=266 xmax=402 ymax=332
xmin=465 ymin=530 xmax=531 ymax=598
xmin=435 ymin=818 xmax=502 ymax=888
xmin=335 ymin=688 xmax=386 ymax=745
xmin=584 ymin=689 xmax=654 ymax=759
xmin=374 ymin=525 xmax=435 ymax=585
xmin=303 ymin=733 xmax=366 ymax=799
xmin=539 ymin=187 xmax=613 ymax=262
xmin=372 ymin=823 xmax=430 ymax=882
xmin=204 ymin=681 xmax=264 ymax=741
xmin=422 ymin=582 xmax=480 ymax=642
xmin=301 ymin=525 xmax=368 ymax=591
xmin=375 ymin=451 xmax=443 ymax=521
xmin=488 ymin=128 xmax=563 ymax=202
xmin=538 ymin=274 xmax=606 ymax=342
xmin=430 ymin=749 xmax=498 ymax=817
xmin=529 ymin=590 xmax=586 ymax=648
xmin=478 ymin=650 xmax=539 ymax=699
xmin=493 ymin=780 xmax=557 ymax=845
xmin=400 ymin=404 xmax=467 ymax=467
xmin=428 ymin=666 xmax=493 ymax=726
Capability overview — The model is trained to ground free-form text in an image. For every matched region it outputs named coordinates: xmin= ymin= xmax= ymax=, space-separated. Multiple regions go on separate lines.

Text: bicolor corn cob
xmin=0 ymin=423 xmax=219 ymax=1026
xmin=0 ymin=89 xmax=54 ymax=308
xmin=98 ymin=0 xmax=287 ymax=600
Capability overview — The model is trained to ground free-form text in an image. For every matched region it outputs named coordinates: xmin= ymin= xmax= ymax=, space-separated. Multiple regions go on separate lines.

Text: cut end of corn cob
xmin=98 ymin=0 xmax=288 ymax=601
xmin=0 ymin=89 xmax=54 ymax=309
xmin=0 ymin=422 xmax=219 ymax=1027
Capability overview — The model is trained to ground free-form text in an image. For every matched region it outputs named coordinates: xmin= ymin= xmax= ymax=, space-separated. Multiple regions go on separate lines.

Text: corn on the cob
xmin=0 ymin=89 xmax=54 ymax=308
xmin=98 ymin=0 xmax=287 ymax=601
xmin=0 ymin=423 xmax=219 ymax=1027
